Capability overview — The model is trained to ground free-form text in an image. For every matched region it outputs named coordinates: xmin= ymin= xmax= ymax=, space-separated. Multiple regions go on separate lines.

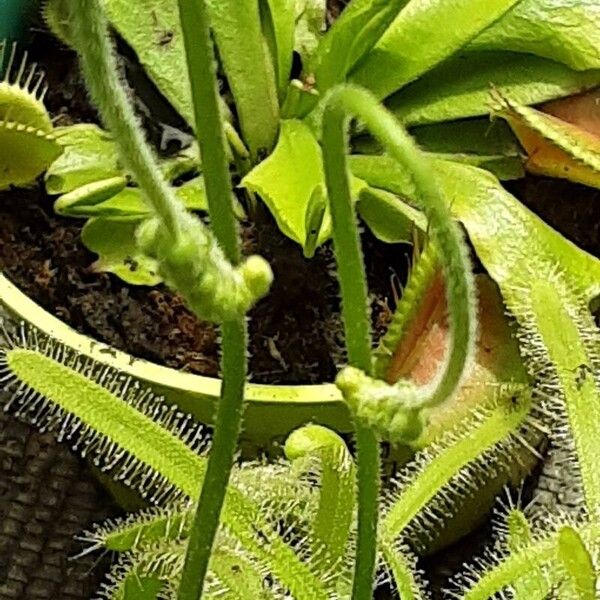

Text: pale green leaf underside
xmin=82 ymin=218 xmax=162 ymax=286
xmin=46 ymin=124 xmax=122 ymax=194
xmin=387 ymin=52 xmax=600 ymax=127
xmin=468 ymin=0 xmax=600 ymax=72
xmin=242 ymin=119 xmax=367 ymax=249
xmin=349 ymin=0 xmax=521 ymax=99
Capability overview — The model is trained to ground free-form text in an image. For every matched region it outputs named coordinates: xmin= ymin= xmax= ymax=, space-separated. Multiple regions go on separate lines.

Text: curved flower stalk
xmin=285 ymin=424 xmax=356 ymax=584
xmin=51 ymin=0 xmax=272 ymax=326
xmin=323 ymin=86 xmax=477 ymax=444
xmin=320 ymin=84 xmax=476 ymax=599
xmin=49 ymin=2 xmax=274 ymax=599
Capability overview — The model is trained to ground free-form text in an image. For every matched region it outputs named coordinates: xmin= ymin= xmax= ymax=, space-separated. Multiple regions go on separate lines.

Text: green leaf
xmin=81 ymin=218 xmax=162 ymax=286
xmin=349 ymin=0 xmax=522 ymax=99
xmin=387 ymin=52 xmax=600 ymax=126
xmin=411 ymin=118 xmax=519 ymax=156
xmin=120 ymin=575 xmax=163 ymax=600
xmin=0 ymin=124 xmax=62 ymax=190
xmin=54 ymin=177 xmax=129 ymax=216
xmin=381 ymin=541 xmax=425 ymax=600
xmin=357 ymin=186 xmax=426 ymax=243
xmin=104 ymin=0 xmax=193 ymax=125
xmin=261 ymin=0 xmax=296 ymax=97
xmin=412 ymin=119 xmax=525 ymax=179
xmin=294 ymin=0 xmax=326 ymax=64
xmin=557 ymin=526 xmax=596 ymax=600
xmin=55 ymin=177 xmax=208 ymax=219
xmin=46 ymin=124 xmax=122 ymax=194
xmin=310 ymin=0 xmax=406 ymax=92
xmin=242 ymin=120 xmax=324 ymax=245
xmin=504 ymin=510 xmax=551 ymax=598
xmin=349 ymin=155 xmax=600 ymax=304
xmin=303 ymin=184 xmax=326 ymax=258
xmin=242 ymin=119 xmax=366 ymax=249
xmin=431 ymin=152 xmax=524 ymax=181
xmin=352 ymin=120 xmax=525 ymax=179
xmin=206 ymin=0 xmax=280 ymax=155
xmin=468 ymin=0 xmax=600 ymax=72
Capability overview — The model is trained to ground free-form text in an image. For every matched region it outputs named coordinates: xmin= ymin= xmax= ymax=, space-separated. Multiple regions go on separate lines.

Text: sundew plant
xmin=0 ymin=0 xmax=599 ymax=598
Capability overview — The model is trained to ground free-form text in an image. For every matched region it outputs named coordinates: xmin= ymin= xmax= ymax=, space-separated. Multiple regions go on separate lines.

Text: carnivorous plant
xmin=0 ymin=0 xmax=599 ymax=599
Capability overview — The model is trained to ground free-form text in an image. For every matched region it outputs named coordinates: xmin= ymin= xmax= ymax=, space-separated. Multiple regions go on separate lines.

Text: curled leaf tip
xmin=336 ymin=366 xmax=424 ymax=443
xmin=136 ymin=213 xmax=272 ymax=323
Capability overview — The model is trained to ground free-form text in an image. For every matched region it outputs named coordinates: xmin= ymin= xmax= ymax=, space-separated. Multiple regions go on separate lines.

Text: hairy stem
xmin=321 ymin=84 xmax=475 ymax=597
xmin=63 ymin=0 xmax=271 ymax=325
xmin=176 ymin=1 xmax=248 ymax=599
xmin=321 ymin=87 xmax=379 ymax=600
xmin=62 ymin=0 xmax=263 ymax=596
xmin=67 ymin=0 xmax=180 ymax=237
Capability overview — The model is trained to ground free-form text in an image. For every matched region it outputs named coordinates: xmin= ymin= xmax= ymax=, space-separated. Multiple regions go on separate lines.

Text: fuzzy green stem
xmin=321 ymin=84 xmax=475 ymax=598
xmin=66 ymin=0 xmax=181 ymax=238
xmin=321 ymin=87 xmax=379 ymax=600
xmin=176 ymin=2 xmax=249 ymax=599
xmin=327 ymin=85 xmax=476 ymax=415
xmin=63 ymin=0 xmax=271 ymax=324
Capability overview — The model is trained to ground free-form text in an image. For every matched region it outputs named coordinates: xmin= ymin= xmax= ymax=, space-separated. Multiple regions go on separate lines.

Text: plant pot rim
xmin=0 ymin=273 xmax=352 ymax=441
